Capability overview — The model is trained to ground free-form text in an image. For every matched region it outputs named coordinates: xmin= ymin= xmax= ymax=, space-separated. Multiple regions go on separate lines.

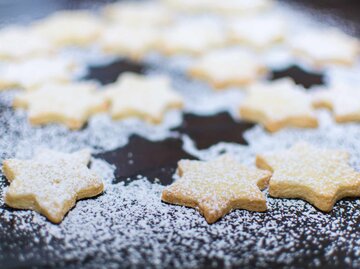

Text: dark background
xmin=0 ymin=1 xmax=359 ymax=269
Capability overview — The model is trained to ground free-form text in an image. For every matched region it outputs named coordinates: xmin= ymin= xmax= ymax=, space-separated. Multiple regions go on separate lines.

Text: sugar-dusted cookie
xmin=256 ymin=142 xmax=360 ymax=211
xmin=228 ymin=15 xmax=286 ymax=49
xmin=188 ymin=49 xmax=267 ymax=89
xmin=163 ymin=0 xmax=272 ymax=14
xmin=0 ymin=26 xmax=53 ymax=61
xmin=312 ymin=83 xmax=360 ymax=123
xmin=3 ymin=148 xmax=104 ymax=223
xmin=0 ymin=57 xmax=77 ymax=91
xmin=209 ymin=0 xmax=272 ymax=14
xmin=239 ymin=78 xmax=318 ymax=132
xmin=104 ymin=72 xmax=183 ymax=124
xmin=157 ymin=19 xmax=226 ymax=56
xmin=289 ymin=29 xmax=359 ymax=67
xmin=162 ymin=155 xmax=271 ymax=224
xmin=32 ymin=10 xmax=103 ymax=47
xmin=102 ymin=2 xmax=173 ymax=26
xmin=100 ymin=25 xmax=159 ymax=60
xmin=13 ymin=82 xmax=107 ymax=130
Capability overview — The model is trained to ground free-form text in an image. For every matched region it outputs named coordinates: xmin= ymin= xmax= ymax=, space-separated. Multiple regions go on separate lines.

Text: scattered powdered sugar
xmin=0 ymin=90 xmax=182 ymax=160
xmin=2 ymin=1 xmax=360 ymax=269
xmin=2 ymin=173 xmax=360 ymax=268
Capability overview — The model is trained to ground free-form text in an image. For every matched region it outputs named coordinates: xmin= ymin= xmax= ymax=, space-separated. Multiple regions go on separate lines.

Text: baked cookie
xmin=188 ymin=49 xmax=267 ymax=89
xmin=239 ymin=78 xmax=318 ymax=132
xmin=0 ymin=26 xmax=53 ymax=61
xmin=104 ymin=72 xmax=183 ymax=124
xmin=162 ymin=155 xmax=271 ymax=224
xmin=3 ymin=148 xmax=104 ymax=223
xmin=256 ymin=142 xmax=360 ymax=211
xmin=100 ymin=25 xmax=159 ymax=60
xmin=157 ymin=19 xmax=226 ymax=56
xmin=0 ymin=57 xmax=77 ymax=91
xmin=228 ymin=15 xmax=286 ymax=49
xmin=289 ymin=29 xmax=359 ymax=67
xmin=32 ymin=10 xmax=103 ymax=47
xmin=210 ymin=0 xmax=272 ymax=14
xmin=163 ymin=0 xmax=272 ymax=14
xmin=102 ymin=2 xmax=173 ymax=26
xmin=13 ymin=82 xmax=107 ymax=130
xmin=312 ymin=83 xmax=360 ymax=123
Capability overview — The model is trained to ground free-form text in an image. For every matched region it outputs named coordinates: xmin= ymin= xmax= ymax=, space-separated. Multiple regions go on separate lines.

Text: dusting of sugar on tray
xmin=1 ymin=1 xmax=360 ymax=269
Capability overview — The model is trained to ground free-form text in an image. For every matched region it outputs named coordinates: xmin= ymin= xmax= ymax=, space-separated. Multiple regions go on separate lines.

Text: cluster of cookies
xmin=163 ymin=142 xmax=360 ymax=223
xmin=0 ymin=0 xmax=359 ymax=131
xmin=1 ymin=0 xmax=360 ymax=224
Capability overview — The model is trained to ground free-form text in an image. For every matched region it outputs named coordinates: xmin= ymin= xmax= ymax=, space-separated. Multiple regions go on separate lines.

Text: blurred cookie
xmin=188 ymin=49 xmax=267 ymax=89
xmin=100 ymin=25 xmax=159 ymax=60
xmin=13 ymin=82 xmax=107 ymax=129
xmin=32 ymin=10 xmax=103 ymax=47
xmin=0 ymin=26 xmax=53 ymax=61
xmin=0 ymin=57 xmax=77 ymax=90
xmin=157 ymin=19 xmax=226 ymax=56
xmin=102 ymin=2 xmax=173 ymax=26
xmin=290 ymin=29 xmax=359 ymax=67
xmin=228 ymin=15 xmax=286 ymax=49
xmin=312 ymin=83 xmax=360 ymax=123
xmin=239 ymin=78 xmax=318 ymax=132
xmin=163 ymin=0 xmax=272 ymax=14
xmin=104 ymin=72 xmax=183 ymax=124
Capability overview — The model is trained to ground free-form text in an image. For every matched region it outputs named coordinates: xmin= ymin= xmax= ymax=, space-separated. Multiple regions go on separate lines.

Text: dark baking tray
xmin=0 ymin=1 xmax=360 ymax=268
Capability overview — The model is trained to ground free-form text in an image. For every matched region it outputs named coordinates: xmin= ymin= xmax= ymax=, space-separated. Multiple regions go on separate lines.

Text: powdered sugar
xmin=3 ymin=173 xmax=360 ymax=268
xmin=1 ymin=1 xmax=360 ymax=269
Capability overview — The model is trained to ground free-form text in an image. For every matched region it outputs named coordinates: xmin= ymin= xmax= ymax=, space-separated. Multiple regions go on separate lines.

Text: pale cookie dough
xmin=102 ymin=2 xmax=173 ymax=26
xmin=158 ymin=19 xmax=226 ymax=56
xmin=256 ymin=142 xmax=360 ymax=212
xmin=162 ymin=155 xmax=271 ymax=224
xmin=32 ymin=10 xmax=103 ymax=47
xmin=0 ymin=57 xmax=77 ymax=91
xmin=104 ymin=72 xmax=183 ymax=124
xmin=13 ymin=82 xmax=108 ymax=130
xmin=312 ymin=83 xmax=360 ymax=123
xmin=239 ymin=78 xmax=318 ymax=132
xmin=188 ymin=49 xmax=267 ymax=89
xmin=100 ymin=25 xmax=159 ymax=60
xmin=0 ymin=26 xmax=53 ymax=61
xmin=228 ymin=15 xmax=286 ymax=49
xmin=289 ymin=29 xmax=360 ymax=67
xmin=3 ymin=148 xmax=104 ymax=223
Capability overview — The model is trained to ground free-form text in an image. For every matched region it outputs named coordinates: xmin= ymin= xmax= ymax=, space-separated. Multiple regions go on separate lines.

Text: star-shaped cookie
xmin=228 ymin=15 xmax=285 ymax=49
xmin=158 ymin=19 xmax=226 ymax=56
xmin=32 ymin=10 xmax=103 ymax=47
xmin=188 ymin=49 xmax=267 ymax=89
xmin=256 ymin=142 xmax=360 ymax=211
xmin=239 ymin=78 xmax=318 ymax=132
xmin=312 ymin=83 xmax=360 ymax=123
xmin=209 ymin=0 xmax=272 ymax=14
xmin=100 ymin=25 xmax=159 ymax=60
xmin=163 ymin=0 xmax=272 ymax=14
xmin=0 ymin=26 xmax=53 ymax=61
xmin=102 ymin=2 xmax=173 ymax=26
xmin=13 ymin=82 xmax=108 ymax=130
xmin=0 ymin=57 xmax=77 ymax=91
xmin=290 ymin=29 xmax=359 ymax=67
xmin=104 ymin=72 xmax=183 ymax=123
xmin=162 ymin=155 xmax=271 ymax=223
xmin=3 ymin=149 xmax=104 ymax=223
